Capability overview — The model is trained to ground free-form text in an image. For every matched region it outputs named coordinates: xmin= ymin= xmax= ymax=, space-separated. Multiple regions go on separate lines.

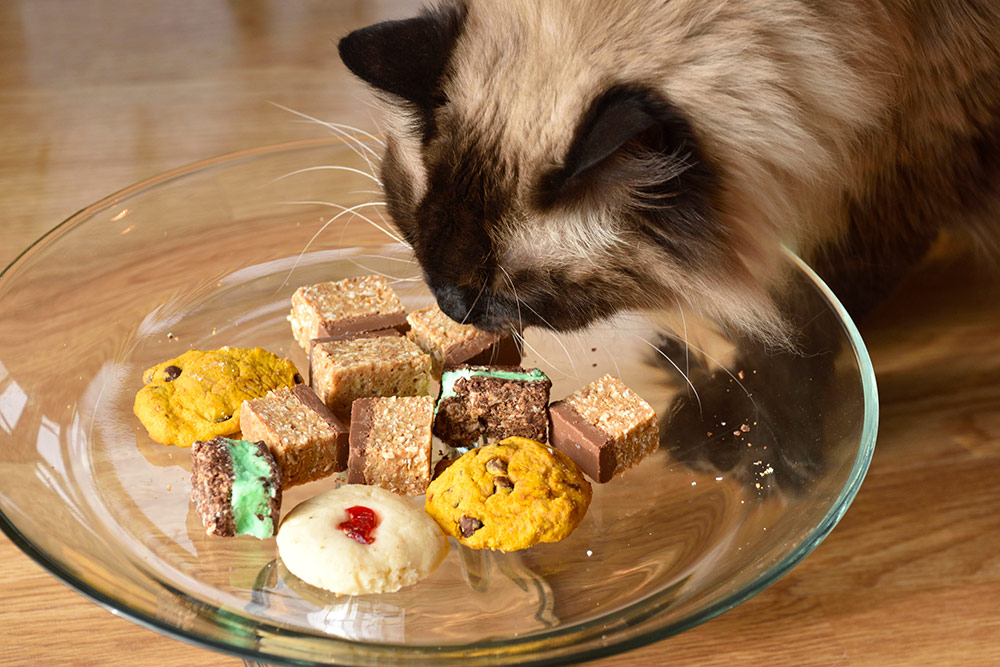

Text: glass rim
xmin=0 ymin=139 xmax=879 ymax=666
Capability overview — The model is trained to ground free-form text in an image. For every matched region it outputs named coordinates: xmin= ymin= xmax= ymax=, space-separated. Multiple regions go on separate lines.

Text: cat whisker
xmin=268 ymin=102 xmax=385 ymax=153
xmin=498 ymin=266 xmax=580 ymax=380
xmin=459 ymin=283 xmax=488 ymax=326
xmin=276 ymin=200 xmax=396 ymax=289
xmin=272 ymin=164 xmax=382 ymax=186
xmin=279 ymin=199 xmax=404 ymax=246
xmin=512 ymin=330 xmax=577 ymax=381
xmin=629 ymin=332 xmax=703 ymax=417
xmin=657 ymin=329 xmax=758 ymax=406
xmin=496 ymin=264 xmax=523 ymax=335
xmin=341 ymin=259 xmax=422 ymax=283
xmin=268 ymin=102 xmax=384 ymax=186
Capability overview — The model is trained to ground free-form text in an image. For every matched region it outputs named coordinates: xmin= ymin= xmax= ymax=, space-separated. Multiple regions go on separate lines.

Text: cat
xmin=335 ymin=0 xmax=999 ymax=493
xmin=337 ymin=0 xmax=1000 ymax=348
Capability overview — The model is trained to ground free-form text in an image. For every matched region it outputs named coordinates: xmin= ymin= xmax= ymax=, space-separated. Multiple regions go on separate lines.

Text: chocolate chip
xmin=485 ymin=458 xmax=507 ymax=475
xmin=493 ymin=476 xmax=514 ymax=494
xmin=214 ymin=415 xmax=231 ymax=423
xmin=163 ymin=365 xmax=182 ymax=381
xmin=433 ymin=457 xmax=455 ymax=479
xmin=293 ymin=373 xmax=303 ymax=384
xmin=459 ymin=515 xmax=484 ymax=537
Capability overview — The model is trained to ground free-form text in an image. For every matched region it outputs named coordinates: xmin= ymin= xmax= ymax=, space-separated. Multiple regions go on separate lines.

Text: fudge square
xmin=311 ymin=333 xmax=433 ymax=423
xmin=406 ymin=304 xmax=521 ymax=373
xmin=288 ymin=275 xmax=408 ymax=351
xmin=548 ymin=374 xmax=658 ymax=483
xmin=433 ymin=365 xmax=552 ymax=448
xmin=349 ymin=396 xmax=434 ymax=495
xmin=239 ymin=384 xmax=349 ymax=488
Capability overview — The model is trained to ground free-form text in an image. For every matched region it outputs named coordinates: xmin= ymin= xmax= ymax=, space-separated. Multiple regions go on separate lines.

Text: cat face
xmin=338 ymin=0 xmax=861 ymax=341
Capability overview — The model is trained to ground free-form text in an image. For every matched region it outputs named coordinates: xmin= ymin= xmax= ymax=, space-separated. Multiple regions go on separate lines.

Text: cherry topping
xmin=338 ymin=505 xmax=379 ymax=545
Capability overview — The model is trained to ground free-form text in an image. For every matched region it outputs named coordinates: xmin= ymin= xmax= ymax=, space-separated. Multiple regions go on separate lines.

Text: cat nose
xmin=432 ymin=282 xmax=480 ymax=324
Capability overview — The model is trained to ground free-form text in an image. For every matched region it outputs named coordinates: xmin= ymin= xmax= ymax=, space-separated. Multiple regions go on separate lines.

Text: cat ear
xmin=536 ymin=86 xmax=688 ymax=207
xmin=338 ymin=8 xmax=465 ymax=110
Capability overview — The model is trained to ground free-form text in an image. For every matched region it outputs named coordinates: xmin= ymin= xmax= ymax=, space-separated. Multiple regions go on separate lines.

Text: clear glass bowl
xmin=0 ymin=139 xmax=877 ymax=665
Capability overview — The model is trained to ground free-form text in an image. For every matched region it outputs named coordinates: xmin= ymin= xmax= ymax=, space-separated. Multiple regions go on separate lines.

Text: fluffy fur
xmin=340 ymin=0 xmax=1000 ymax=344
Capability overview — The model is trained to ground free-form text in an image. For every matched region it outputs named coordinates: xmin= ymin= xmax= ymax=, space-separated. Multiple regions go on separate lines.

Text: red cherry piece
xmin=337 ymin=505 xmax=379 ymax=545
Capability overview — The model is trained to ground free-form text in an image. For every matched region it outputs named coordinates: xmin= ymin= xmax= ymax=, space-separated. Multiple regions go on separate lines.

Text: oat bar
xmin=311 ymin=333 xmax=433 ymax=422
xmin=348 ymin=396 xmax=435 ymax=495
xmin=239 ymin=384 xmax=349 ymax=487
xmin=548 ymin=374 xmax=658 ymax=483
xmin=406 ymin=304 xmax=520 ymax=373
xmin=288 ymin=275 xmax=408 ymax=350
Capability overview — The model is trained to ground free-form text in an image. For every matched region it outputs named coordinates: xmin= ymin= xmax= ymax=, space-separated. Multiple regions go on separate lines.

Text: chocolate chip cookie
xmin=424 ymin=436 xmax=592 ymax=551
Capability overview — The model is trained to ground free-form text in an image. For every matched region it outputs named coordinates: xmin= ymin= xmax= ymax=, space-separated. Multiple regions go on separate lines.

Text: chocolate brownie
xmin=433 ymin=365 xmax=552 ymax=448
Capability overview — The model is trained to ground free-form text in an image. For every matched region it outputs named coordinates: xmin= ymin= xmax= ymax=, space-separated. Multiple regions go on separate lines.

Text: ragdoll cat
xmin=338 ymin=0 xmax=1000 ymax=348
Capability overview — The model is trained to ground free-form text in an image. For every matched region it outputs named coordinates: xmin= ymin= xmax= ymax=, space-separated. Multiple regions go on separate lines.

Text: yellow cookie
xmin=134 ymin=347 xmax=300 ymax=447
xmin=424 ymin=436 xmax=592 ymax=551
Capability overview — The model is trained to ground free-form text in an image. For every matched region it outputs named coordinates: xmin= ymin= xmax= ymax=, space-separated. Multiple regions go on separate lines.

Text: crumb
xmin=738 ymin=370 xmax=745 ymax=379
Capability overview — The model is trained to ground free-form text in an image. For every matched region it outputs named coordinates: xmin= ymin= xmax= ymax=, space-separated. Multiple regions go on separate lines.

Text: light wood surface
xmin=2 ymin=2 xmax=998 ymax=665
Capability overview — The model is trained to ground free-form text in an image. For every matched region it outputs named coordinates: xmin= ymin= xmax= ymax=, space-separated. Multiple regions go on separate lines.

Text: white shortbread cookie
xmin=277 ymin=485 xmax=449 ymax=595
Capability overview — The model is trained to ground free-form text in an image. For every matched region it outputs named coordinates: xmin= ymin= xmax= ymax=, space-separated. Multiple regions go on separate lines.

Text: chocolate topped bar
xmin=433 ymin=365 xmax=552 ymax=448
xmin=307 ymin=328 xmax=401 ymax=386
xmin=548 ymin=374 xmax=658 ymax=483
xmin=310 ymin=333 xmax=433 ymax=423
xmin=239 ymin=384 xmax=349 ymax=487
xmin=349 ymin=396 xmax=434 ymax=495
xmin=406 ymin=304 xmax=521 ymax=373
xmin=190 ymin=436 xmax=282 ymax=538
xmin=288 ymin=275 xmax=408 ymax=351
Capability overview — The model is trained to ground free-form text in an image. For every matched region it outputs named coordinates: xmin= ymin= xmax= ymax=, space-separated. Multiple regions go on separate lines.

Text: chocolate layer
xmin=308 ymin=328 xmax=402 ymax=386
xmin=548 ymin=401 xmax=616 ymax=483
xmin=317 ymin=312 xmax=409 ymax=338
xmin=347 ymin=397 xmax=377 ymax=485
xmin=191 ymin=437 xmax=236 ymax=537
xmin=291 ymin=383 xmax=350 ymax=471
xmin=449 ymin=334 xmax=522 ymax=366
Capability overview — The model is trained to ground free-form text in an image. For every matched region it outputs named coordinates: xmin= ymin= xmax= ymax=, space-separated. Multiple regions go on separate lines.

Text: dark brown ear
xmin=338 ymin=6 xmax=466 ymax=111
xmin=535 ymin=85 xmax=702 ymax=208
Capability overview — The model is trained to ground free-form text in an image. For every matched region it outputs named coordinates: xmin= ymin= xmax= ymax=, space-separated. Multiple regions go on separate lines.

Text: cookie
xmin=277 ymin=484 xmax=449 ymax=595
xmin=424 ymin=436 xmax=592 ymax=551
xmin=133 ymin=346 xmax=301 ymax=447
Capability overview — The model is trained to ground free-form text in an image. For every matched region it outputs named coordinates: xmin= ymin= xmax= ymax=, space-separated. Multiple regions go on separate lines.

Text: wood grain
xmin=2 ymin=1 xmax=999 ymax=665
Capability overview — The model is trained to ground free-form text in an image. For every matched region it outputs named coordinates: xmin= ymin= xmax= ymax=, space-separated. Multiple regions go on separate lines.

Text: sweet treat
xmin=288 ymin=275 xmax=408 ymax=350
xmin=424 ymin=436 xmax=592 ymax=551
xmin=548 ymin=374 xmax=659 ymax=483
xmin=239 ymin=384 xmax=349 ymax=487
xmin=190 ymin=436 xmax=282 ymax=539
xmin=348 ymin=396 xmax=435 ymax=495
xmin=433 ymin=365 xmax=552 ymax=447
xmin=277 ymin=484 xmax=449 ymax=595
xmin=307 ymin=328 xmax=401 ymax=385
xmin=133 ymin=347 xmax=300 ymax=447
xmin=310 ymin=333 xmax=433 ymax=422
xmin=406 ymin=304 xmax=521 ymax=373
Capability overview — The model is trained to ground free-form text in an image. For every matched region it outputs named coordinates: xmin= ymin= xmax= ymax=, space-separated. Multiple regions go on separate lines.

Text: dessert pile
xmin=132 ymin=274 xmax=660 ymax=596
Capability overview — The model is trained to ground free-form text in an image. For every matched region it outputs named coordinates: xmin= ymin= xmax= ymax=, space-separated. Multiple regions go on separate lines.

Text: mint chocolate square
xmin=433 ymin=365 xmax=552 ymax=447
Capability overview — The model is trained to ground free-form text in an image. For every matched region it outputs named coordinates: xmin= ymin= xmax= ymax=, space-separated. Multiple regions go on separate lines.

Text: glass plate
xmin=0 ymin=139 xmax=877 ymax=665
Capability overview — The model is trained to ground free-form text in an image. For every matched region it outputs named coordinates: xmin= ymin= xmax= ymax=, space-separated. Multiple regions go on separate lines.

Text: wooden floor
xmin=2 ymin=1 xmax=998 ymax=664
